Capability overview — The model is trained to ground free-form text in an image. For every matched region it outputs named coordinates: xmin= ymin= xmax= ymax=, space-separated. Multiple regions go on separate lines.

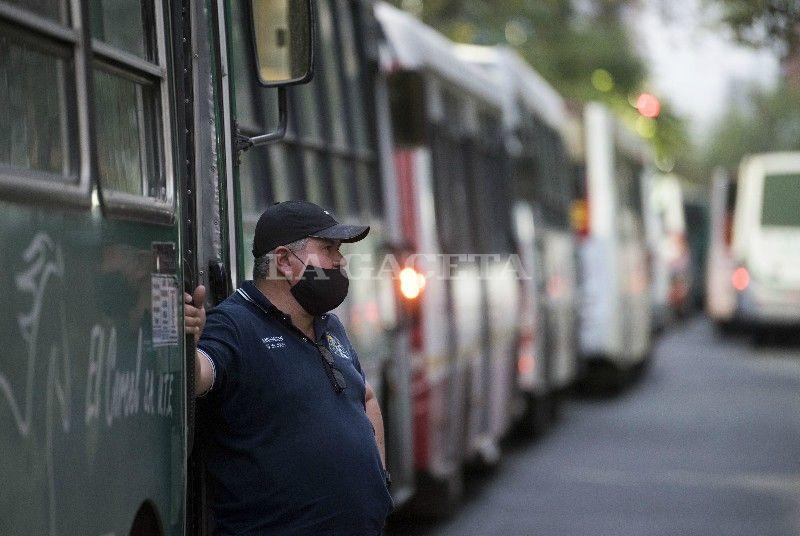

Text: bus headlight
xmin=399 ymin=267 xmax=426 ymax=300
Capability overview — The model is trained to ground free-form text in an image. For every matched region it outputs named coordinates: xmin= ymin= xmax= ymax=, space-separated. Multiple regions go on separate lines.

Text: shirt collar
xmin=238 ymin=280 xmax=281 ymax=315
xmin=238 ymin=280 xmax=330 ymax=343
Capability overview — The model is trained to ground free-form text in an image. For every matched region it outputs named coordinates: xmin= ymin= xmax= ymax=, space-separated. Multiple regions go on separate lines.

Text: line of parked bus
xmin=0 ymin=0 xmax=729 ymax=533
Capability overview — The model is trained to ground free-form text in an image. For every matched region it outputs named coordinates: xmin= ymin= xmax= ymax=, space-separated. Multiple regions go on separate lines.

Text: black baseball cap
xmin=252 ymin=200 xmax=370 ymax=257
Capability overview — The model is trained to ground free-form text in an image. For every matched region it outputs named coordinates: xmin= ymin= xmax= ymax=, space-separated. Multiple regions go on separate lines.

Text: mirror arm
xmin=236 ymin=87 xmax=289 ymax=155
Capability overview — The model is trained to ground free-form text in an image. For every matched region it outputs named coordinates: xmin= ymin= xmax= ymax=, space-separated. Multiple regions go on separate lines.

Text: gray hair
xmin=253 ymin=237 xmax=308 ymax=281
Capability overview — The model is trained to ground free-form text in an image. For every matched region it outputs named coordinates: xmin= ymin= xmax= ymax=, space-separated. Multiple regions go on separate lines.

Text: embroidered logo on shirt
xmin=262 ymin=335 xmax=286 ymax=349
xmin=326 ymin=334 xmax=351 ymax=361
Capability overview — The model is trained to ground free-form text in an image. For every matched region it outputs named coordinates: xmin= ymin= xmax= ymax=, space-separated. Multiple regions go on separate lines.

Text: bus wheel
xmin=577 ymin=361 xmax=623 ymax=397
xmin=410 ymin=469 xmax=463 ymax=519
xmin=518 ymin=393 xmax=550 ymax=439
xmin=753 ymin=328 xmax=775 ymax=347
xmin=129 ymin=501 xmax=163 ymax=536
xmin=714 ymin=320 xmax=735 ymax=337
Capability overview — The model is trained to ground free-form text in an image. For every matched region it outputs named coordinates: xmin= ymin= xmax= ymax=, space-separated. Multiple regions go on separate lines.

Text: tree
xmin=388 ymin=0 xmax=689 ymax=159
xmin=710 ymin=0 xmax=800 ymax=62
xmin=389 ymin=0 xmax=646 ymax=101
xmin=681 ymin=82 xmax=800 ymax=182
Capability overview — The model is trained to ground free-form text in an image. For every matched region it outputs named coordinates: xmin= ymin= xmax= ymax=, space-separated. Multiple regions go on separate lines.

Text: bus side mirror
xmin=239 ymin=0 xmax=314 ymax=152
xmin=250 ymin=0 xmax=314 ymax=87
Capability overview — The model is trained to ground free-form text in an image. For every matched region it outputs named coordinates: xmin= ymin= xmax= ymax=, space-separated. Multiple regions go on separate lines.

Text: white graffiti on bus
xmin=0 ymin=233 xmax=72 ymax=536
xmin=85 ymin=325 xmax=174 ymax=426
xmin=3 ymin=234 xmax=175 ymax=534
xmin=1 ymin=233 xmax=72 ymax=437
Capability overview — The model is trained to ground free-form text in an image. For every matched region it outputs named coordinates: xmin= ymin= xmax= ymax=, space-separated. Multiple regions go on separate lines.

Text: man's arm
xmin=364 ymin=381 xmax=386 ymax=470
xmin=195 ymin=350 xmax=214 ymax=396
xmin=184 ymin=285 xmax=214 ymax=396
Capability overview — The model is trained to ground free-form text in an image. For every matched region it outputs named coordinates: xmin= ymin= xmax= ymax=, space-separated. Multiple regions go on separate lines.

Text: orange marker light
xmin=518 ymin=354 xmax=535 ymax=376
xmin=732 ymin=267 xmax=750 ymax=291
xmin=400 ymin=267 xmax=425 ymax=300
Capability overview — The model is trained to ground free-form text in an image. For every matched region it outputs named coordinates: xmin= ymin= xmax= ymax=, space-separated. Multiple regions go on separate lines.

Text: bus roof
xmin=454 ymin=45 xmax=568 ymax=133
xmin=374 ymin=2 xmax=504 ymax=109
xmin=454 ymin=44 xmax=582 ymax=158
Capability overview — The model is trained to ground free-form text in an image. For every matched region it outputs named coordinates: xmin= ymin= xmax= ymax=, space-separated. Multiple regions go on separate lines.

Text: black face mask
xmin=289 ymin=253 xmax=349 ymax=316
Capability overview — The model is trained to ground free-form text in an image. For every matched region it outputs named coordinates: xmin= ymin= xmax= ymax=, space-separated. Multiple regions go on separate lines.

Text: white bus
xmin=458 ymin=45 xmax=579 ymax=432
xmin=645 ymin=173 xmax=693 ymax=329
xmin=376 ymin=2 xmax=519 ymax=513
xmin=575 ymin=103 xmax=652 ymax=387
xmin=705 ymin=167 xmax=738 ymax=328
xmin=730 ymin=152 xmax=800 ymax=331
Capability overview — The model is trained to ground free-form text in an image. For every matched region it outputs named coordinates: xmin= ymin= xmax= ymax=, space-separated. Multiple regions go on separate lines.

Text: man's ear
xmin=273 ymin=247 xmax=295 ymax=279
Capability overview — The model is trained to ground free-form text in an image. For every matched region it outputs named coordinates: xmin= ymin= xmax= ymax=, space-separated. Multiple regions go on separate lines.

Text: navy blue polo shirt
xmin=197 ymin=280 xmax=392 ymax=535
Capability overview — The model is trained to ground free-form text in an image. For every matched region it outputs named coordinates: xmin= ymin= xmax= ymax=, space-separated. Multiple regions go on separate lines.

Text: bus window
xmin=336 ymin=0 xmax=383 ymax=218
xmin=230 ymin=0 xmax=288 ymax=213
xmin=317 ymin=0 xmax=347 ymax=147
xmin=93 ymin=70 xmax=164 ymax=198
xmin=355 ymin=160 xmax=374 ymax=217
xmin=285 ymin=29 xmax=324 ymax=205
xmin=325 ymin=156 xmax=357 ymax=216
xmin=5 ymin=0 xmax=68 ymax=23
xmin=239 ymin=149 xmax=273 ymax=213
xmin=232 ymin=0 xmax=378 ymax=222
xmin=302 ymin=150 xmax=327 ymax=206
xmin=281 ymin=136 xmax=307 ymax=200
xmin=430 ymin=90 xmax=473 ymax=254
xmin=335 ymin=0 xmax=368 ymax=152
xmin=91 ymin=0 xmax=170 ymax=205
xmin=761 ymin=173 xmax=800 ymax=227
xmin=470 ymin=111 xmax=512 ymax=253
xmin=89 ymin=0 xmax=154 ymax=61
xmin=388 ymin=73 xmax=426 ymax=146
xmin=0 ymin=28 xmax=79 ymax=181
xmin=268 ymin=144 xmax=292 ymax=202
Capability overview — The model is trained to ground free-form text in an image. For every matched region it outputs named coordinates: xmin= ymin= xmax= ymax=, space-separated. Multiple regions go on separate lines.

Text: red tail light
xmin=732 ymin=267 xmax=750 ymax=291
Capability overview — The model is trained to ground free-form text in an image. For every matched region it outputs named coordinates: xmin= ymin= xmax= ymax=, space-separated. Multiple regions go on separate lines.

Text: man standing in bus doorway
xmin=183 ymin=200 xmax=393 ymax=535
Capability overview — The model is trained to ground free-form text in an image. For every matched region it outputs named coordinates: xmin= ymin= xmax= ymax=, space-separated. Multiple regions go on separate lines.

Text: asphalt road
xmin=388 ymin=318 xmax=800 ymax=536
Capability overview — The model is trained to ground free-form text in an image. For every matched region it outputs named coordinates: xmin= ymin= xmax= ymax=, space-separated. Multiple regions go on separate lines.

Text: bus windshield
xmin=761 ymin=173 xmax=800 ymax=227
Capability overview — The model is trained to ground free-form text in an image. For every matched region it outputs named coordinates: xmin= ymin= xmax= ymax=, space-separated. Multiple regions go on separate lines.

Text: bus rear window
xmin=761 ymin=173 xmax=800 ymax=227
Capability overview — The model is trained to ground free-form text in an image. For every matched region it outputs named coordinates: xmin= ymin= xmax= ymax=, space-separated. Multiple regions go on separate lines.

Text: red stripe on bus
xmin=394 ymin=150 xmax=418 ymax=251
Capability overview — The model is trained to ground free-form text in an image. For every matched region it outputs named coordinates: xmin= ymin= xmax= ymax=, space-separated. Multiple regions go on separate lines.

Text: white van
xmin=730 ymin=153 xmax=800 ymax=328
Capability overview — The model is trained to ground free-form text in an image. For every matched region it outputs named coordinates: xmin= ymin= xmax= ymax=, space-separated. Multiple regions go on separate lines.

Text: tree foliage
xmin=389 ymin=0 xmax=646 ymax=100
xmin=388 ymin=0 xmax=689 ymax=160
xmin=710 ymin=0 xmax=800 ymax=61
xmin=681 ymin=82 xmax=800 ymax=181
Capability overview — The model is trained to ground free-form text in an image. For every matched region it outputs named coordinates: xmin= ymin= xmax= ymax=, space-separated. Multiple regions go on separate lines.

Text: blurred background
xmin=388 ymin=0 xmax=800 ymax=176
xmin=379 ymin=1 xmax=800 ymax=534
xmin=1 ymin=1 xmax=798 ymax=534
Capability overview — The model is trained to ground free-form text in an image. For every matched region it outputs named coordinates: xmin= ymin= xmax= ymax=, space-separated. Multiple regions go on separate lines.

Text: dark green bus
xmin=0 ymin=0 xmax=351 ymax=534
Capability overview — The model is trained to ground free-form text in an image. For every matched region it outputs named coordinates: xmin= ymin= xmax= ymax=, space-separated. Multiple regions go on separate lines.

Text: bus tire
xmin=577 ymin=360 xmax=623 ymax=396
xmin=410 ymin=470 xmax=463 ymax=519
xmin=549 ymin=390 xmax=564 ymax=422
xmin=518 ymin=393 xmax=550 ymax=439
xmin=129 ymin=501 xmax=163 ymax=536
xmin=753 ymin=327 xmax=774 ymax=347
